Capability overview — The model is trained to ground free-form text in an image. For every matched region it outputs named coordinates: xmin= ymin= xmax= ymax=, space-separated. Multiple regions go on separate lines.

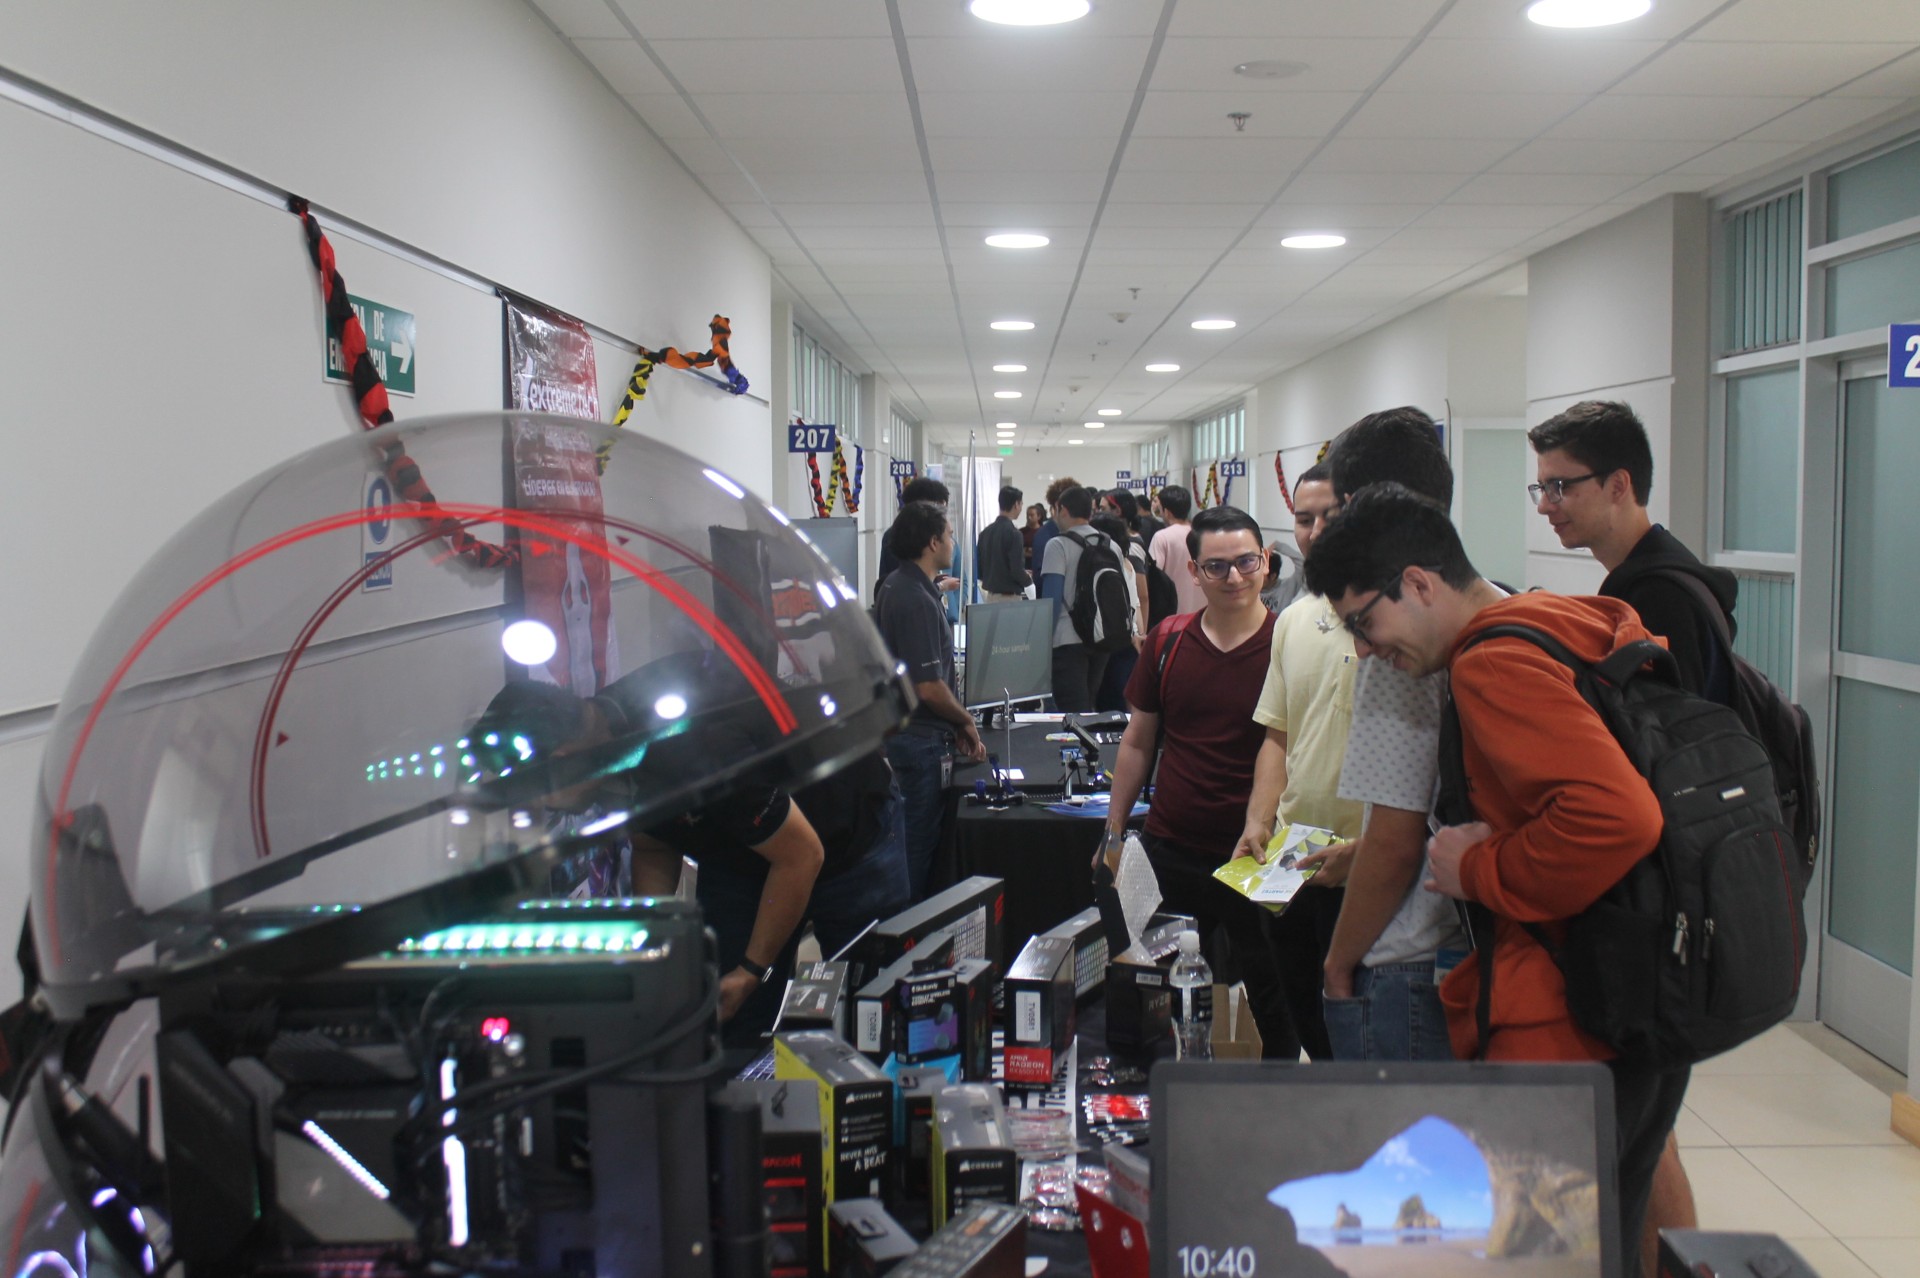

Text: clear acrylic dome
xmin=31 ymin=413 xmax=910 ymax=1018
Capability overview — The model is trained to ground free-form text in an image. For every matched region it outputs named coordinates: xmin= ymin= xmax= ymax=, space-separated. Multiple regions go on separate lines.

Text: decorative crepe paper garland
xmin=597 ymin=353 xmax=657 ymax=474
xmin=800 ymin=422 xmax=831 ymax=517
xmin=1274 ymin=453 xmax=1294 ymax=514
xmin=832 ymin=442 xmax=863 ymax=515
xmin=1200 ymin=461 xmax=1221 ymax=510
xmin=1220 ymin=465 xmax=1234 ymax=508
xmin=289 ymin=197 xmax=516 ymax=570
xmin=598 ymin=316 xmax=751 ymax=473
xmin=826 ymin=447 xmax=848 ymax=518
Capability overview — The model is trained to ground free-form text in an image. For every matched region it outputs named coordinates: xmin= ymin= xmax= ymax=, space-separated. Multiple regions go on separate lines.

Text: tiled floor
xmin=1679 ymin=1023 xmax=1920 ymax=1278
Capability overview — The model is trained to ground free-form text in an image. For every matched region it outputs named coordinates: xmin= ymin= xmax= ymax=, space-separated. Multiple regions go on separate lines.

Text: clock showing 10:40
xmin=1174 ymin=1245 xmax=1257 ymax=1277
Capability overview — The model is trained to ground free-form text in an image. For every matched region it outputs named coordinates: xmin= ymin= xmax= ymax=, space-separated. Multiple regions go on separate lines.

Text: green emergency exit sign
xmin=325 ymin=295 xmax=416 ymax=397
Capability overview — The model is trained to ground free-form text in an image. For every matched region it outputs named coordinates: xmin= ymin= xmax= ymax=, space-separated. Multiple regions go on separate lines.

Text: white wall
xmin=0 ymin=0 xmax=776 ymax=1005
xmin=1000 ymin=444 xmax=1138 ymax=503
xmin=1525 ymin=195 xmax=1711 ymax=592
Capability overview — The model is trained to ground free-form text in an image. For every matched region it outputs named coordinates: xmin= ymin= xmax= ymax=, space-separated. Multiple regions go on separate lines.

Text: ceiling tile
xmin=1108 ymin=167 xmax=1291 ymax=203
xmin=1309 ymin=136 xmax=1517 ymax=173
xmin=1695 ymin=0 xmax=1920 ymax=43
xmin=797 ymin=225 xmax=939 ymax=251
xmin=1666 ymin=138 xmax=1817 ymax=177
xmin=1101 ymin=202 xmax=1266 ymax=227
xmin=1167 ymin=0 xmax=1449 ymax=39
xmin=1256 ymin=202 xmax=1437 ymax=229
xmin=1151 ymin=37 xmax=1411 ymax=93
xmin=1450 ymin=171 xmax=1641 ymax=203
xmin=1492 ymin=137 xmax=1713 ymax=174
xmin=919 ymin=91 xmax=1137 ymax=138
xmin=1414 ymin=201 xmax=1598 ymax=228
xmin=1384 ymin=223 xmax=1544 ymax=250
xmin=622 ymin=92 xmax=709 ymax=139
xmin=721 ymin=136 xmax=926 ymax=174
xmin=1082 ymin=246 xmax=1227 ymax=269
xmin=609 ymin=0 xmax=881 ymax=40
xmin=1430 ymin=0 xmax=1730 ymax=41
xmin=937 ymin=170 xmax=1111 ymax=203
xmin=690 ymin=93 xmax=916 ymax=140
xmin=529 ymin=0 xmax=631 ymax=38
xmin=1741 ymin=96 xmax=1915 ymax=143
xmin=1831 ymin=49 xmax=1920 ymax=97
xmin=1133 ymin=91 xmax=1364 ymax=138
xmin=1546 ymin=92 xmax=1812 ymax=141
xmin=647 ymin=37 xmax=901 ymax=94
xmin=929 ymin=135 xmax=1118 ymax=172
xmin=1613 ymin=43 xmax=1908 ymax=98
xmin=901 ymin=0 xmax=1169 ymax=39
xmin=909 ymin=35 xmax=1155 ymax=95
xmin=1283 ymin=170 xmax=1466 ymax=204
xmin=1342 ymin=92 xmax=1587 ymax=138
xmin=941 ymin=201 xmax=1100 ymax=226
xmin=571 ymin=37 xmax=676 ymax=94
xmin=1094 ymin=224 xmax=1246 ymax=250
xmin=771 ymin=202 xmax=936 ymax=228
xmin=1605 ymin=173 xmax=1723 ymax=202
xmin=1120 ymin=136 xmax=1318 ymax=174
xmin=760 ymin=170 xmax=932 ymax=202
xmin=725 ymin=202 xmax=781 ymax=229
xmin=1383 ymin=37 xmax=1663 ymax=96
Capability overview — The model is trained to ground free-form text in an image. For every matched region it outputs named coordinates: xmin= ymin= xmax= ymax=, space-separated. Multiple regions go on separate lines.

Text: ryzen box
xmin=774 ymin=1031 xmax=896 ymax=1229
xmin=1040 ymin=907 xmax=1109 ymax=1002
xmin=722 ymin=1078 xmax=825 ymax=1278
xmin=853 ymin=927 xmax=958 ymax=1061
xmin=929 ymin=1084 xmax=1019 ymax=1230
xmin=1001 ymin=934 xmax=1076 ymax=1085
xmin=952 ymin=958 xmax=994 ymax=1082
xmin=889 ymin=1202 xmax=1026 ymax=1278
xmin=779 ymin=960 xmax=853 ymax=1040
xmin=1104 ymin=913 xmax=1193 ymax=1054
xmin=896 ymin=965 xmax=962 ymax=1063
xmin=827 ymin=1198 xmax=918 ymax=1277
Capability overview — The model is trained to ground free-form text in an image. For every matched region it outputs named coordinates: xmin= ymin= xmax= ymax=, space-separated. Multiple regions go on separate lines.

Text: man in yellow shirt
xmin=1234 ymin=462 xmax=1361 ymax=1059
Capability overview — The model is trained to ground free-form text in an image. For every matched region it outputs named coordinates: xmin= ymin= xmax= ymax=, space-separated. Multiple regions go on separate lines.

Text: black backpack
xmin=1067 ymin=529 xmax=1136 ymax=653
xmin=1143 ymin=555 xmax=1181 ymax=626
xmin=1439 ymin=625 xmax=1808 ymax=1068
xmin=1644 ymin=567 xmax=1823 ymax=877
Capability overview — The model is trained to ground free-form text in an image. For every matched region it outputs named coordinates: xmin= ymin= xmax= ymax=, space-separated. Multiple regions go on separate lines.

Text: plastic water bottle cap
xmin=1178 ymin=930 xmax=1200 ymax=955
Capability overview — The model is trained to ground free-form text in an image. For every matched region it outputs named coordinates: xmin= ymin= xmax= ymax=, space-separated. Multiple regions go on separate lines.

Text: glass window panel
xmin=1722 ymin=368 xmax=1799 ymax=554
xmin=1828 ymin=137 xmax=1920 ymax=242
xmin=1840 ymin=376 xmax=1920 ymax=663
xmin=1826 ymin=678 xmax=1920 ymax=976
xmin=1825 ymin=238 xmax=1920 ymax=336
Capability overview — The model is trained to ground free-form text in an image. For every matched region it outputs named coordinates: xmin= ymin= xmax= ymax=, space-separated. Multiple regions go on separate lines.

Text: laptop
xmin=1150 ymin=1061 xmax=1621 ymax=1278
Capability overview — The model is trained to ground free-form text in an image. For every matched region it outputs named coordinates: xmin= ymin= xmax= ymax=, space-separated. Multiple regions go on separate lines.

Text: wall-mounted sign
xmin=1890 ymin=323 xmax=1920 ymax=387
xmin=326 ymin=295 xmax=415 ymax=397
xmin=362 ymin=472 xmax=394 ymax=592
xmin=1116 ymin=469 xmax=1132 ymax=481
xmin=789 ymin=422 xmax=838 ymax=453
xmin=1221 ymin=459 xmax=1249 ymax=478
xmin=889 ymin=458 xmax=916 ymax=478
xmin=1149 ymin=474 xmax=1168 ymax=488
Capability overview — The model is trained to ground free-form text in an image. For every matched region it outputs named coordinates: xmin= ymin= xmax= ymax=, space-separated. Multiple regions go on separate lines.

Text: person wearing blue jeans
xmin=874 ymin=501 xmax=985 ymax=897
xmin=1321 ymin=960 xmax=1455 ymax=1060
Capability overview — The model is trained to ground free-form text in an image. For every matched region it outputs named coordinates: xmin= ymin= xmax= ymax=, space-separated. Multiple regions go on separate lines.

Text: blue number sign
xmin=1891 ymin=324 xmax=1920 ymax=387
xmin=889 ymin=459 xmax=916 ymax=478
xmin=787 ymin=422 xmax=839 ymax=453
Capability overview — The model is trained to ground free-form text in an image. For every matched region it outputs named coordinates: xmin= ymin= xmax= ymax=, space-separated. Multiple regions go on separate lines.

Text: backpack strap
xmin=1148 ymin=611 xmax=1199 ymax=774
xmin=1641 ymin=565 xmax=1736 ymax=651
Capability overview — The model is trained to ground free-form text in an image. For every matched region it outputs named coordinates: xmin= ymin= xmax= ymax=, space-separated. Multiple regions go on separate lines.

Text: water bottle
xmin=1169 ymin=930 xmax=1214 ymax=1061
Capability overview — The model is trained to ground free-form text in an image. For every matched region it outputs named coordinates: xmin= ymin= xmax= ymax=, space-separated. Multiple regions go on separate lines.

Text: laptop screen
xmin=1150 ymin=1061 xmax=1621 ymax=1278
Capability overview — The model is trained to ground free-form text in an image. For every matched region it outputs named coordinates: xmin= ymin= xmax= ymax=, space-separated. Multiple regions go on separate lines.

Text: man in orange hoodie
xmin=1304 ymin=482 xmax=1684 ymax=1277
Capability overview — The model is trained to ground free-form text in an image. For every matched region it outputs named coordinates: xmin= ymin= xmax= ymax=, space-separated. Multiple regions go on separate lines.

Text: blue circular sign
xmin=366 ymin=475 xmax=393 ymax=544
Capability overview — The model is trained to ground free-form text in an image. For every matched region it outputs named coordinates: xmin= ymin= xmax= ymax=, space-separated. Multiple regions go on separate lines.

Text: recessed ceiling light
xmin=1525 ymin=0 xmax=1651 ymax=27
xmin=985 ymin=233 xmax=1050 ymax=249
xmin=1191 ymin=318 xmax=1237 ymax=331
xmin=1097 ymin=408 xmax=1122 ymax=416
xmin=1234 ymin=60 xmax=1310 ymax=80
xmin=1084 ymin=421 xmax=1106 ymax=429
xmin=991 ymin=320 xmax=1036 ymax=331
xmin=994 ymin=390 xmax=1022 ymax=399
xmin=968 ymin=0 xmax=1091 ymax=25
xmin=997 ymin=422 xmax=1018 ymax=429
xmin=993 ymin=363 xmax=1028 ymax=372
xmin=1144 ymin=363 xmax=1180 ymax=373
xmin=1281 ymin=233 xmax=1346 ymax=249
xmin=1069 ymin=439 xmax=1084 ymax=446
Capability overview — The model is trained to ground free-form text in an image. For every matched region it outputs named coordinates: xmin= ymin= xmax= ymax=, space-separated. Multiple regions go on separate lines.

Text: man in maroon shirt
xmin=1099 ymin=505 xmax=1298 ymax=1058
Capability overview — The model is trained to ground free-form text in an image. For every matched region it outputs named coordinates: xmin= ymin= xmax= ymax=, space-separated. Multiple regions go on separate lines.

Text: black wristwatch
xmin=737 ymin=955 xmax=774 ymax=984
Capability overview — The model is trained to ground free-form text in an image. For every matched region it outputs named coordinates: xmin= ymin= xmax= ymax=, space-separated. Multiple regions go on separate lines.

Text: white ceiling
xmin=528 ymin=0 xmax=1920 ymax=448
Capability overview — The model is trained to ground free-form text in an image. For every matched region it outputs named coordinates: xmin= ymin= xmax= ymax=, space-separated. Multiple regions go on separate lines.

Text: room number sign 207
xmin=788 ymin=423 xmax=838 ymax=452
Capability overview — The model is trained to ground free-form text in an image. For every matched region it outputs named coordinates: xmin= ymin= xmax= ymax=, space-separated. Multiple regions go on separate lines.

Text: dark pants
xmin=1609 ymin=1059 xmax=1692 ymax=1278
xmin=1051 ymin=644 xmax=1110 ymax=713
xmin=885 ymin=730 xmax=949 ymax=898
xmin=1142 ymin=832 xmax=1300 ymax=1060
xmin=1269 ymin=883 xmax=1343 ymax=1061
xmin=1096 ymin=645 xmax=1138 ymax=712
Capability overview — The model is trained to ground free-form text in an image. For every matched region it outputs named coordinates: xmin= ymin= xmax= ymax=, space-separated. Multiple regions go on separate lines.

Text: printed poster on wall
xmin=503 ymin=295 xmax=617 ymax=697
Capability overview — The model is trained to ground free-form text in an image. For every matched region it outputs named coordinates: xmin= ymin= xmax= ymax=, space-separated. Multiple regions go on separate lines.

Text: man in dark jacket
xmin=977 ymin=484 xmax=1031 ymax=600
xmin=1528 ymin=398 xmax=1720 ymax=1277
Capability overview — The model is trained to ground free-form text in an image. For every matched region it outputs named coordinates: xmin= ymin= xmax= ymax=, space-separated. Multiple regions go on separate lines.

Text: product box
xmin=779 ymin=960 xmax=853 ymax=1040
xmin=1000 ymin=934 xmax=1076 ymax=1085
xmin=853 ymin=927 xmax=958 ymax=1062
xmin=929 ymin=1083 xmax=1020 ymax=1231
xmin=1102 ymin=1142 xmax=1151 ymax=1222
xmin=952 ymin=958 xmax=995 ymax=1082
xmin=774 ymin=1031 xmax=897 ymax=1245
xmin=1103 ymin=913 xmax=1191 ymax=1055
xmin=1041 ymin=907 xmax=1109 ymax=1002
xmin=1210 ymin=982 xmax=1264 ymax=1061
xmin=862 ymin=876 xmax=1006 ymax=974
xmin=722 ymin=1078 xmax=825 ymax=1278
xmin=890 ymin=1202 xmax=1026 ymax=1278
xmin=885 ymin=1056 xmax=962 ymax=1202
xmin=827 ymin=1198 xmax=917 ymax=1277
xmin=895 ymin=966 xmax=961 ymax=1063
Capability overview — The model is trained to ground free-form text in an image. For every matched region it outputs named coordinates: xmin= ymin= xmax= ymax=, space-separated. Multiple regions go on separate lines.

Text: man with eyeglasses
xmin=1097 ymin=505 xmax=1300 ymax=1059
xmin=1311 ymin=408 xmax=1470 ymax=1063
xmin=1304 ymin=482 xmax=1682 ymax=1277
xmin=1530 ymin=399 xmax=1712 ymax=1275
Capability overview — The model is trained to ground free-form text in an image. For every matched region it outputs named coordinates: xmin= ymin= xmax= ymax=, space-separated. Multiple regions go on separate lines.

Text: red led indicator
xmin=480 ymin=1016 xmax=512 ymax=1042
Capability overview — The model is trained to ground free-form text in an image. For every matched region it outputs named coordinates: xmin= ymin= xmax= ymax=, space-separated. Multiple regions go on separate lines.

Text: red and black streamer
xmin=289 ymin=197 xmax=516 ymax=570
xmin=1274 ymin=453 xmax=1295 ymax=514
xmin=641 ymin=315 xmax=750 ymax=396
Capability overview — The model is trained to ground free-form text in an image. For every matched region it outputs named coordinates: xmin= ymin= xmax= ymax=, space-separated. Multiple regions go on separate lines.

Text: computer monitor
xmin=962 ymin=598 xmax=1054 ymax=709
xmin=1151 ymin=1060 xmax=1622 ymax=1278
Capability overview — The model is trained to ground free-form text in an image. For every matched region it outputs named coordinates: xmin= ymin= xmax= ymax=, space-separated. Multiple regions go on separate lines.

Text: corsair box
xmin=1001 ymin=933 xmax=1075 ymax=1085
xmin=774 ymin=1032 xmax=896 ymax=1218
xmin=929 ymin=1083 xmax=1019 ymax=1230
xmin=723 ymin=1078 xmax=825 ymax=1278
xmin=891 ymin=1202 xmax=1026 ymax=1278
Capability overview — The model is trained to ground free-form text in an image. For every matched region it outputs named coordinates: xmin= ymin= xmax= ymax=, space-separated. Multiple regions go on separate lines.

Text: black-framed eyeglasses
xmin=1341 ymin=579 xmax=1397 ymax=643
xmin=1198 ymin=552 xmax=1265 ymax=580
xmin=1527 ymin=473 xmax=1599 ymax=505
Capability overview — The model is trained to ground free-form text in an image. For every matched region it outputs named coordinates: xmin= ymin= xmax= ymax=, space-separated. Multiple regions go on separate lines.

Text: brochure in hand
xmin=1210 ymin=823 xmax=1337 ymax=912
